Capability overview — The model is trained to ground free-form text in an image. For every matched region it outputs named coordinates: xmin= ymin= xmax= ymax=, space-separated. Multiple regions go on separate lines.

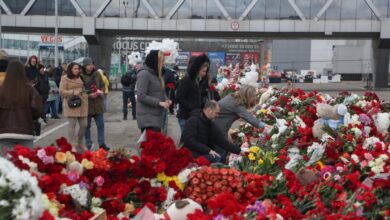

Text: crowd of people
xmin=0 ymin=49 xmax=268 ymax=163
xmin=0 ymin=51 xmax=110 ymax=153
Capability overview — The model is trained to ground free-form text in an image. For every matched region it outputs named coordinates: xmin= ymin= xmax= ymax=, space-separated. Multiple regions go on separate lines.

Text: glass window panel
xmin=103 ymin=0 xmax=120 ymax=17
xmin=191 ymin=0 xmax=206 ymax=19
xmin=325 ymin=0 xmax=341 ymax=20
xmin=75 ymin=0 xmax=91 ymax=16
xmin=356 ymin=0 xmax=373 ymax=19
xmin=341 ymin=0 xmax=357 ymax=19
xmin=4 ymin=0 xmax=30 ymax=14
xmin=90 ymin=0 xmax=105 ymax=16
xmin=130 ymin=0 xmax=149 ymax=18
xmin=148 ymin=0 xmax=163 ymax=18
xmin=162 ymin=0 xmax=177 ymax=18
xmin=60 ymin=0 xmax=76 ymax=16
xmin=235 ymin=0 xmax=252 ymax=19
xmin=221 ymin=0 xmax=235 ymax=18
xmin=28 ymin=0 xmax=54 ymax=15
xmin=295 ymin=0 xmax=310 ymax=19
xmin=249 ymin=0 xmax=265 ymax=19
xmin=174 ymin=0 xmax=191 ymax=19
xmin=372 ymin=0 xmax=388 ymax=17
xmin=207 ymin=0 xmax=223 ymax=19
xmin=310 ymin=0 xmax=327 ymax=19
xmin=265 ymin=0 xmax=281 ymax=19
xmin=281 ymin=0 xmax=299 ymax=19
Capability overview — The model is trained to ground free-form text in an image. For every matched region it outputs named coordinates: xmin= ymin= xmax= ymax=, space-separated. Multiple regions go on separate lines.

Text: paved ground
xmin=34 ymin=81 xmax=389 ymax=149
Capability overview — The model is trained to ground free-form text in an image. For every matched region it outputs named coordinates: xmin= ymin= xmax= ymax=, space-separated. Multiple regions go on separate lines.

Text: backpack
xmin=121 ymin=70 xmax=136 ymax=87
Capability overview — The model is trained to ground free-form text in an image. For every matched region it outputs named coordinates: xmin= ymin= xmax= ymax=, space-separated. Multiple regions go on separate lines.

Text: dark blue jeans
xmin=85 ymin=114 xmax=105 ymax=149
xmin=123 ymin=91 xmax=136 ymax=118
xmin=178 ymin=118 xmax=187 ymax=133
xmin=44 ymin=100 xmax=58 ymax=118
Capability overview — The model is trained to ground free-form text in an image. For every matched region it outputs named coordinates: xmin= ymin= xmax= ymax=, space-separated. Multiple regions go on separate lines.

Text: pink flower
xmin=364 ymin=153 xmax=374 ymax=161
xmin=94 ymin=176 xmax=105 ymax=187
xmin=360 ymin=160 xmax=368 ymax=168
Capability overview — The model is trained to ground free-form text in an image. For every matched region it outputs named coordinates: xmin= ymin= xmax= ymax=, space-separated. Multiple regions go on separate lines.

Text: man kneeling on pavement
xmin=181 ymin=100 xmax=241 ymax=163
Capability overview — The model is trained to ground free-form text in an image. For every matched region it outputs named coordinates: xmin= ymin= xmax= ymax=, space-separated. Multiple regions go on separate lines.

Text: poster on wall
xmin=225 ymin=53 xmax=241 ymax=66
xmin=176 ymin=52 xmax=191 ymax=69
xmin=191 ymin=52 xmax=206 ymax=57
xmin=208 ymin=52 xmax=225 ymax=76
xmin=241 ymin=52 xmax=260 ymax=66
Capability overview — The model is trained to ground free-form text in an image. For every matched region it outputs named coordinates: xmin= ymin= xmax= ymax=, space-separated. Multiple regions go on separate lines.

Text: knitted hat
xmin=0 ymin=49 xmax=8 ymax=61
xmin=82 ymin=57 xmax=93 ymax=67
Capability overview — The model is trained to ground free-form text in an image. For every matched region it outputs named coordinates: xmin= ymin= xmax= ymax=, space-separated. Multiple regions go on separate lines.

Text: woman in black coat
xmin=176 ymin=54 xmax=210 ymax=132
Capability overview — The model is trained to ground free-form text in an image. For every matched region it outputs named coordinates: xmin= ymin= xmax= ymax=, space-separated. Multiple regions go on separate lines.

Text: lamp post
xmin=54 ymin=0 xmax=59 ymax=67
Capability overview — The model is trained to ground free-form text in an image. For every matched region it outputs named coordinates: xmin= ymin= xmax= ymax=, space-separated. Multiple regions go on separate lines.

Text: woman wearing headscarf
xmin=136 ymin=50 xmax=171 ymax=132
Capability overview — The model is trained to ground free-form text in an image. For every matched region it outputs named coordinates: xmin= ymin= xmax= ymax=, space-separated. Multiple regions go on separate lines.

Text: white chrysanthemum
xmin=379 ymin=154 xmax=389 ymax=161
xmin=363 ymin=137 xmax=383 ymax=150
xmin=0 ymin=158 xmax=44 ymax=220
xmin=351 ymin=154 xmax=360 ymax=163
xmin=371 ymin=166 xmax=384 ymax=174
xmin=351 ymin=128 xmax=362 ymax=138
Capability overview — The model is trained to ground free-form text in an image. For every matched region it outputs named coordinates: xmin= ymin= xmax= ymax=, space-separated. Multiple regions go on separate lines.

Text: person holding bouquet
xmin=59 ymin=62 xmax=88 ymax=152
xmin=136 ymin=50 xmax=171 ymax=133
xmin=80 ymin=58 xmax=107 ymax=151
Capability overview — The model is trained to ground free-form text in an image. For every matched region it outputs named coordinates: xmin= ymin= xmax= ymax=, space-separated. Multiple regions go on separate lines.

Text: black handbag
xmin=67 ymin=95 xmax=82 ymax=108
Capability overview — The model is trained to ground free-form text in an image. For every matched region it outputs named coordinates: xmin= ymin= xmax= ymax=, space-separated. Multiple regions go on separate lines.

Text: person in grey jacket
xmin=136 ymin=50 xmax=171 ymax=132
xmin=214 ymin=85 xmax=268 ymax=138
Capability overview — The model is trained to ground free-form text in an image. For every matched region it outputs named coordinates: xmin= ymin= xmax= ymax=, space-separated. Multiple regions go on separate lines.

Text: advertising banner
xmin=176 ymin=52 xmax=191 ymax=69
xmin=225 ymin=53 xmax=241 ymax=66
xmin=241 ymin=52 xmax=260 ymax=65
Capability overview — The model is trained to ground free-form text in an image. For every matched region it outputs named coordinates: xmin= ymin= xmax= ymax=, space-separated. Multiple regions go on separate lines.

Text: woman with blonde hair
xmin=136 ymin=50 xmax=171 ymax=132
xmin=214 ymin=85 xmax=266 ymax=138
xmin=59 ymin=62 xmax=88 ymax=152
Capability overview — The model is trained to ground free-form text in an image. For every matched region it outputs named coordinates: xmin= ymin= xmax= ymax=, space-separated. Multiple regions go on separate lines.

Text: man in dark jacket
xmin=81 ymin=57 xmax=108 ymax=151
xmin=122 ymin=63 xmax=140 ymax=120
xmin=181 ymin=100 xmax=241 ymax=163
xmin=35 ymin=64 xmax=50 ymax=123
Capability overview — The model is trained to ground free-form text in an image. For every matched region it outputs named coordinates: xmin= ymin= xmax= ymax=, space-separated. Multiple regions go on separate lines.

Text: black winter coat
xmin=181 ymin=111 xmax=240 ymax=157
xmin=25 ymin=66 xmax=39 ymax=82
xmin=35 ymin=73 xmax=50 ymax=100
xmin=175 ymin=75 xmax=201 ymax=119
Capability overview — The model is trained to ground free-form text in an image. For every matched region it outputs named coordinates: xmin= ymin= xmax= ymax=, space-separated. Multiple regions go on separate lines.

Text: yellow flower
xmin=249 ymin=146 xmax=260 ymax=154
xmin=42 ymin=194 xmax=59 ymax=217
xmin=248 ymin=153 xmax=256 ymax=161
xmin=65 ymin=151 xmax=75 ymax=163
xmin=55 ymin=152 xmax=66 ymax=164
xmin=317 ymin=161 xmax=324 ymax=169
xmin=260 ymin=109 xmax=268 ymax=114
xmin=258 ymin=159 xmax=264 ymax=165
xmin=81 ymin=159 xmax=94 ymax=169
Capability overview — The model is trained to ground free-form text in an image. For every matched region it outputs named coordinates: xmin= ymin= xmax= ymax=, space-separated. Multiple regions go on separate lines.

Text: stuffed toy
xmin=312 ymin=103 xmax=348 ymax=139
xmin=128 ymin=52 xmax=142 ymax=66
xmin=154 ymin=199 xmax=203 ymax=220
xmin=259 ymin=88 xmax=274 ymax=106
xmin=373 ymin=112 xmax=390 ymax=134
